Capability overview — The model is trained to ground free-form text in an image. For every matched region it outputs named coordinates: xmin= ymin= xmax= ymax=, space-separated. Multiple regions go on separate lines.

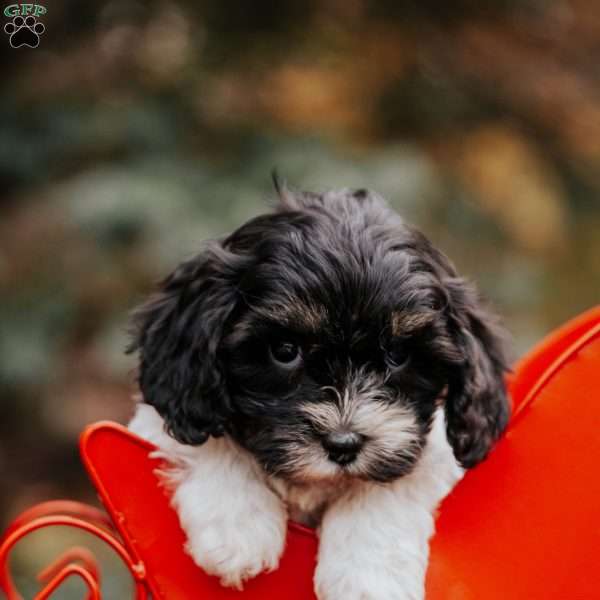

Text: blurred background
xmin=1 ymin=0 xmax=599 ymax=596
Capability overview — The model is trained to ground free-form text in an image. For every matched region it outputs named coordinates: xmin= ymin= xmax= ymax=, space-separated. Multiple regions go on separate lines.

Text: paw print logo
xmin=4 ymin=15 xmax=45 ymax=48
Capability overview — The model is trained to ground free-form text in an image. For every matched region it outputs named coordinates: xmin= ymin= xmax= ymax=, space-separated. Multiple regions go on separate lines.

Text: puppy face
xmin=130 ymin=186 xmax=510 ymax=484
xmin=221 ymin=216 xmax=445 ymax=483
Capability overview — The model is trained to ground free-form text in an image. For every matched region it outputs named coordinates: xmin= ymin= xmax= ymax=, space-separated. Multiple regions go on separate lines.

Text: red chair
xmin=2 ymin=306 xmax=599 ymax=599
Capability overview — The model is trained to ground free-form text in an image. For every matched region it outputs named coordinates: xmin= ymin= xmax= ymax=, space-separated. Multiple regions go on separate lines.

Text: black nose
xmin=322 ymin=431 xmax=364 ymax=465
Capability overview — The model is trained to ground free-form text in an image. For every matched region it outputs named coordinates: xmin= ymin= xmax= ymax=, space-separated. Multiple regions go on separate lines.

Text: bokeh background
xmin=1 ymin=0 xmax=599 ymax=596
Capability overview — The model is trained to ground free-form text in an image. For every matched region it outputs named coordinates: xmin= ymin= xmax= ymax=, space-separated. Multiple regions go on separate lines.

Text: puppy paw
xmin=185 ymin=512 xmax=287 ymax=589
xmin=315 ymin=563 xmax=424 ymax=600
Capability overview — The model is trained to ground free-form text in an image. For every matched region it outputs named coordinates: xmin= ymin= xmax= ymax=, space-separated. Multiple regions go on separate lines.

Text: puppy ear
xmin=443 ymin=277 xmax=511 ymax=468
xmin=128 ymin=243 xmax=241 ymax=445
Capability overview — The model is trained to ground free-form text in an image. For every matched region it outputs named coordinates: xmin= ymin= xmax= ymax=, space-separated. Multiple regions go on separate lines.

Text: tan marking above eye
xmin=254 ymin=301 xmax=327 ymax=332
xmin=391 ymin=311 xmax=435 ymax=336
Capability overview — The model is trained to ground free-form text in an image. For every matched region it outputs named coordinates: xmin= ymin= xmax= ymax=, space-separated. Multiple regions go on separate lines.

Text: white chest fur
xmin=129 ymin=403 xmax=463 ymax=598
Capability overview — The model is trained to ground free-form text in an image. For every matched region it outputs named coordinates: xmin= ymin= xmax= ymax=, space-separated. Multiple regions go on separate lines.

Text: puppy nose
xmin=322 ymin=431 xmax=363 ymax=465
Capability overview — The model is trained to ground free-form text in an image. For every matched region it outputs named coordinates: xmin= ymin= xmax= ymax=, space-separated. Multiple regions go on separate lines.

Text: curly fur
xmin=128 ymin=182 xmax=510 ymax=599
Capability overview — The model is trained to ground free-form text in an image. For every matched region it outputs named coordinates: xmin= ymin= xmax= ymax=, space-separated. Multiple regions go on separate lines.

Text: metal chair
xmin=2 ymin=306 xmax=599 ymax=599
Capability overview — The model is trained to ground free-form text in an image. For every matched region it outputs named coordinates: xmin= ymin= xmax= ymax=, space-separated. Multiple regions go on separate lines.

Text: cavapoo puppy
xmin=128 ymin=183 xmax=510 ymax=600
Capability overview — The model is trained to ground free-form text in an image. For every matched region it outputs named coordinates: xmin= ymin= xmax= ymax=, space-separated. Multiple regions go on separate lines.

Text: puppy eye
xmin=387 ymin=343 xmax=410 ymax=369
xmin=269 ymin=341 xmax=302 ymax=367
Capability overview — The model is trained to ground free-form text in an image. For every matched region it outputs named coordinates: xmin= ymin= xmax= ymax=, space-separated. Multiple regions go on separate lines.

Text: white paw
xmin=315 ymin=560 xmax=424 ymax=600
xmin=185 ymin=512 xmax=287 ymax=589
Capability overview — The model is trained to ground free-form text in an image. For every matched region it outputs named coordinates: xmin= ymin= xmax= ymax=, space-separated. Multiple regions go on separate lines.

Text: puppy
xmin=128 ymin=184 xmax=510 ymax=600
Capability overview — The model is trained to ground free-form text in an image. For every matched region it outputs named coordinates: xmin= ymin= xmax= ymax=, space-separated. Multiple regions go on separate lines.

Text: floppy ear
xmin=443 ymin=277 xmax=511 ymax=468
xmin=128 ymin=242 xmax=242 ymax=445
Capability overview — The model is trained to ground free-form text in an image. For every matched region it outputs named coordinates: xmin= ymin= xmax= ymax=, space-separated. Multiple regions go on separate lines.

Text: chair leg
xmin=0 ymin=501 xmax=149 ymax=600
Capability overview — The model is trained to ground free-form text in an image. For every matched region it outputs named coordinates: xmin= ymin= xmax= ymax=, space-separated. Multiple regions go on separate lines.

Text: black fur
xmin=129 ymin=185 xmax=510 ymax=480
xmin=128 ymin=244 xmax=251 ymax=444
